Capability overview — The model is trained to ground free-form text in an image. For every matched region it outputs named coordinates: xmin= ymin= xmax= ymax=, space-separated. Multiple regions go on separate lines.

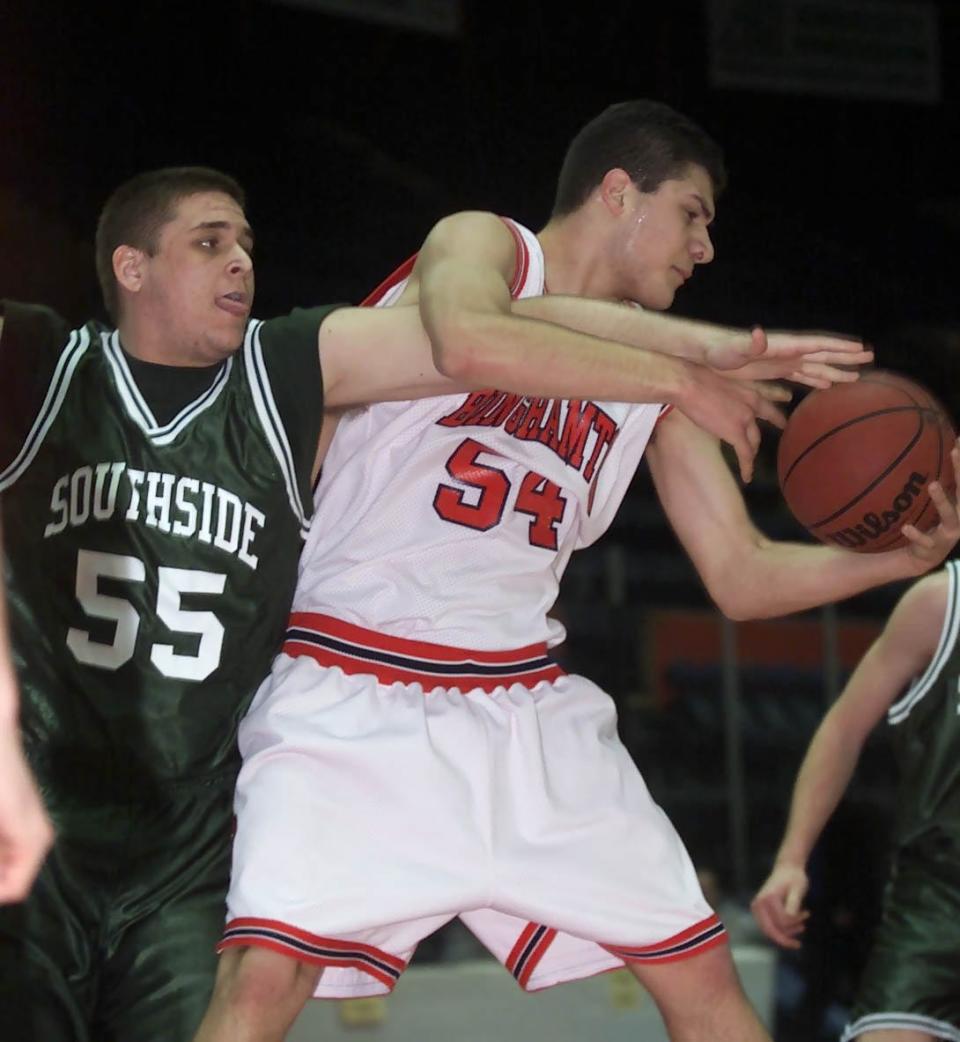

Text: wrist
xmin=660 ymin=356 xmax=699 ymax=409
xmin=774 ymin=847 xmax=808 ymax=869
xmin=702 ymin=326 xmax=741 ymax=366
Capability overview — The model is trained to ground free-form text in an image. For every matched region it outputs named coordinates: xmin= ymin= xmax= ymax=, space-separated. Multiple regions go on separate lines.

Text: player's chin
xmin=642 ymin=286 xmax=676 ymax=311
xmin=216 ymin=315 xmax=249 ymax=350
xmin=204 ymin=326 xmax=245 ymax=361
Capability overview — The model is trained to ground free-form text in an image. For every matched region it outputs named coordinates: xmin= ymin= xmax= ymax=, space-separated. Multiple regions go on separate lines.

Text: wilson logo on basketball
xmin=825 ymin=471 xmax=928 ymax=550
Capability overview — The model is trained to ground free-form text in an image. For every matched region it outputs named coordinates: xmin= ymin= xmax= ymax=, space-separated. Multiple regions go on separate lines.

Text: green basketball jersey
xmin=0 ymin=305 xmax=334 ymax=795
xmin=887 ymin=559 xmax=960 ymax=847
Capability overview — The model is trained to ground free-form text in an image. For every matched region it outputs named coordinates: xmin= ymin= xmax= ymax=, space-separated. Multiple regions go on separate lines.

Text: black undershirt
xmin=122 ymin=350 xmax=223 ymax=426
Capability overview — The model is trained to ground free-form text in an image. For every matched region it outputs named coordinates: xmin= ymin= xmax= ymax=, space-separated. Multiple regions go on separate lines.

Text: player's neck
xmin=117 ymin=312 xmax=217 ymax=369
xmin=537 ymin=215 xmax=617 ymax=299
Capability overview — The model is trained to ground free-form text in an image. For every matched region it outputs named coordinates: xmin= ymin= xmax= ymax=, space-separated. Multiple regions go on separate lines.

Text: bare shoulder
xmin=427 ymin=210 xmax=513 ymax=240
xmin=882 ymin=567 xmax=952 ymax=659
xmin=895 ymin=568 xmax=951 ymax=626
xmin=420 ymin=210 xmax=518 ymax=263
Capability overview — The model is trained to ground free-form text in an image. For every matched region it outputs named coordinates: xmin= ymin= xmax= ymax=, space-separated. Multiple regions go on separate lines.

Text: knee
xmin=214 ymin=946 xmax=319 ymax=1016
xmin=630 ymin=945 xmax=767 ymax=1041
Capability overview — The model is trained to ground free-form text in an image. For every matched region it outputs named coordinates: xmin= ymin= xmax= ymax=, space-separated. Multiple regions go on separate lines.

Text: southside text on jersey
xmin=43 ymin=462 xmax=266 ymax=569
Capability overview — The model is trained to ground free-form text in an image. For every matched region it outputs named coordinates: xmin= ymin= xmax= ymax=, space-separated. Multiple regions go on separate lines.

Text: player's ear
xmin=113 ymin=246 xmax=146 ymax=295
xmin=598 ymin=168 xmax=633 ymax=216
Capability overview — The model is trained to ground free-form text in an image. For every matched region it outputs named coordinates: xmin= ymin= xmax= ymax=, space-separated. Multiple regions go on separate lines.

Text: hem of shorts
xmin=611 ymin=928 xmax=728 ymax=966
xmin=306 ymin=940 xmax=727 ymax=1000
xmin=306 ymin=955 xmax=624 ymax=1000
xmin=218 ymin=933 xmax=401 ymax=994
xmin=841 ymin=1011 xmax=960 ymax=1041
xmin=521 ymin=953 xmax=625 ymax=993
xmin=312 ymin=979 xmax=394 ymax=1000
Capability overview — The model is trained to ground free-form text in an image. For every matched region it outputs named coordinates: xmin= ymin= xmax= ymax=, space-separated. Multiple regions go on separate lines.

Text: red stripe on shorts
xmin=284 ymin=612 xmax=565 ymax=692
xmin=603 ymin=913 xmax=727 ymax=965
xmin=219 ymin=917 xmax=407 ymax=991
xmin=506 ymin=922 xmax=558 ymax=986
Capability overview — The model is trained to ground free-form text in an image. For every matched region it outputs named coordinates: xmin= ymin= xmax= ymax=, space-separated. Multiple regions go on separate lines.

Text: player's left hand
xmin=0 ymin=728 xmax=53 ymax=903
xmin=750 ymin=862 xmax=810 ymax=950
xmin=707 ymin=327 xmax=874 ymax=389
xmin=900 ymin=440 xmax=960 ymax=573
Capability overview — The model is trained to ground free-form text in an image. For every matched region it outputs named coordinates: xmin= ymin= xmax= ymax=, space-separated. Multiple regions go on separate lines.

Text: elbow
xmin=712 ymin=586 xmax=788 ymax=623
xmin=428 ymin=311 xmax=508 ymax=384
xmin=703 ymin=534 xmax=777 ymax=622
xmin=711 ymin=589 xmax=761 ymax=622
xmin=715 ymin=598 xmax=753 ymax=623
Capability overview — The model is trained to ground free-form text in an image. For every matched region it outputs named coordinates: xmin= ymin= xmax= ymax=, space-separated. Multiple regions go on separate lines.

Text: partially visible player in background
xmin=753 ymin=559 xmax=960 ymax=1042
xmin=194 ymin=99 xmax=960 ymax=1042
xmin=0 ymin=519 xmax=52 ymax=904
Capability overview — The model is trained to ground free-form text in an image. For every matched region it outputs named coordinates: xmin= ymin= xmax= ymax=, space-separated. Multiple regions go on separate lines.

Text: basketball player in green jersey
xmin=753 ymin=559 xmax=960 ymax=1041
xmin=0 ymin=523 xmax=52 ymax=905
xmin=0 ymin=162 xmax=884 ymax=1041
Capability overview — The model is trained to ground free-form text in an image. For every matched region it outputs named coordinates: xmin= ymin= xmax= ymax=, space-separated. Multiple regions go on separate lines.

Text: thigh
xmin=627 ymin=944 xmax=771 ymax=1042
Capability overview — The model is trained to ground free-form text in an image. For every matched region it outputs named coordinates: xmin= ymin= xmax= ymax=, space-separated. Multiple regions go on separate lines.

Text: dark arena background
xmin=2 ymin=1 xmax=958 ymax=1039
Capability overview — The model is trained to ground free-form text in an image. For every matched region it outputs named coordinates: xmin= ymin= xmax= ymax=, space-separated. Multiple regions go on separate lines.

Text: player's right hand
xmin=750 ymin=863 xmax=810 ymax=949
xmin=707 ymin=326 xmax=874 ymax=389
xmin=676 ymin=362 xmax=790 ymax=484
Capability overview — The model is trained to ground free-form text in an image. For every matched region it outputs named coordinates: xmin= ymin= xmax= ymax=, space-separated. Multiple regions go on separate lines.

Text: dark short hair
xmin=552 ymin=100 xmax=727 ymax=217
xmin=95 ymin=166 xmax=246 ymax=321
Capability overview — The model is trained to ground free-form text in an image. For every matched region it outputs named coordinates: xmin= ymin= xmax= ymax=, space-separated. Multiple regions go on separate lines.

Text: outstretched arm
xmin=647 ymin=410 xmax=960 ymax=620
xmin=750 ymin=573 xmax=948 ymax=947
xmin=514 ymin=296 xmax=873 ymax=389
xmin=0 ymin=518 xmax=53 ymax=902
xmin=318 ymin=211 xmax=787 ymax=482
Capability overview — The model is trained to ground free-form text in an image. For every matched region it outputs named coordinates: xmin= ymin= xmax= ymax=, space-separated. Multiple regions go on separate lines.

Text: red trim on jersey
xmin=362 ymin=219 xmax=530 ymax=312
xmin=655 ymin=403 xmax=676 ymax=427
xmin=499 ymin=217 xmax=530 ymax=297
xmin=218 ymin=917 xmax=406 ymax=991
xmin=284 ymin=612 xmax=565 ymax=693
xmin=360 ymin=253 xmax=418 ymax=307
xmin=602 ymin=913 xmax=727 ymax=965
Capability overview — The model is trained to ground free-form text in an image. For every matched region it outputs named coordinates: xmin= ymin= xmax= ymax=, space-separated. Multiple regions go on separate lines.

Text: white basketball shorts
xmin=220 ymin=612 xmax=725 ymax=998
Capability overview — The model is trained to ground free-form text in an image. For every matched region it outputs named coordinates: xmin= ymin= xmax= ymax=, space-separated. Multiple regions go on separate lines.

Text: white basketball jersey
xmin=297 ymin=219 xmax=663 ymax=649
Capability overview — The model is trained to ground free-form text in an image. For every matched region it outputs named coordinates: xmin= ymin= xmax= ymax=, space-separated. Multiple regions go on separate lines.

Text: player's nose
xmin=228 ymin=246 xmax=253 ymax=276
xmin=691 ymin=228 xmax=715 ymax=265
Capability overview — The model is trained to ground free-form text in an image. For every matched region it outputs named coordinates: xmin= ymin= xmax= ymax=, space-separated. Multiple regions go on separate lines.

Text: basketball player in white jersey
xmin=193 ymin=101 xmax=960 ymax=1042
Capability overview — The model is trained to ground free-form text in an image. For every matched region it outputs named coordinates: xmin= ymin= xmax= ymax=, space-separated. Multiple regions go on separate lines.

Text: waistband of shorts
xmin=282 ymin=612 xmax=565 ymax=692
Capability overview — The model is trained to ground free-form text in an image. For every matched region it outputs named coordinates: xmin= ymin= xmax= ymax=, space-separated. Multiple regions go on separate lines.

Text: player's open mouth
xmin=217 ymin=293 xmax=250 ymax=317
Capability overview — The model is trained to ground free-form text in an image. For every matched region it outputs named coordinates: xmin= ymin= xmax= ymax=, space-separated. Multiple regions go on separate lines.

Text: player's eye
xmin=198 ymin=237 xmax=219 ymax=250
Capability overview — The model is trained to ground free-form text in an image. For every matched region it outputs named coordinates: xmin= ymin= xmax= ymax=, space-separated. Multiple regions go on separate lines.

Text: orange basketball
xmin=777 ymin=371 xmax=956 ymax=553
